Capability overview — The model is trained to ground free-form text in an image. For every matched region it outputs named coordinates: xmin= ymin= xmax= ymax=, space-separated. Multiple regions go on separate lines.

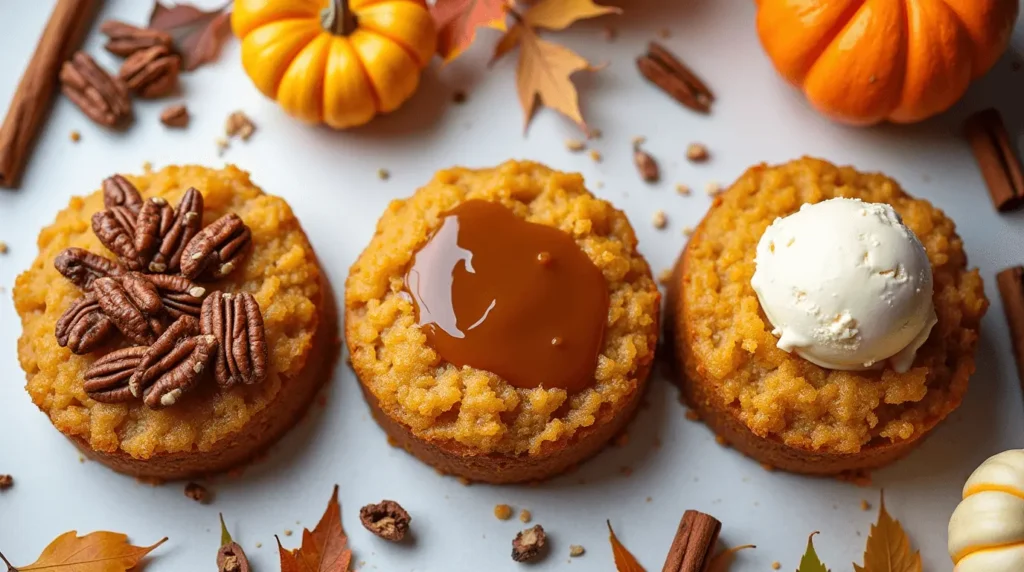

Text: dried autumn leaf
xmin=278 ymin=485 xmax=352 ymax=572
xmin=854 ymin=493 xmax=922 ymax=572
xmin=149 ymin=1 xmax=232 ymax=71
xmin=798 ymin=533 xmax=829 ymax=572
xmin=432 ymin=0 xmax=508 ymax=62
xmin=707 ymin=544 xmax=756 ymax=572
xmin=524 ymin=0 xmax=620 ymax=31
xmin=607 ymin=521 xmax=646 ymax=572
xmin=6 ymin=531 xmax=165 ymax=572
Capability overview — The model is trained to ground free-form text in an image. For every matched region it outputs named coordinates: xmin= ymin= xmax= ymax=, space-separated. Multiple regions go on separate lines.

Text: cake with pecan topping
xmin=14 ymin=165 xmax=335 ymax=480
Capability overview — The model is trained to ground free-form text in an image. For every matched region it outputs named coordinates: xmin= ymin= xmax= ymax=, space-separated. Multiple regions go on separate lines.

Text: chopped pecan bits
xmin=359 ymin=500 xmax=411 ymax=542
xmin=201 ymin=292 xmax=268 ymax=388
xmin=181 ymin=214 xmax=252 ymax=281
xmin=93 ymin=276 xmax=164 ymax=345
xmin=100 ymin=20 xmax=174 ymax=58
xmin=148 ymin=274 xmax=205 ymax=318
xmin=83 ymin=346 xmax=147 ymax=403
xmin=54 ymin=248 xmax=124 ymax=290
xmin=152 ymin=187 xmax=203 ymax=273
xmin=634 ymin=141 xmax=660 ymax=183
xmin=0 ymin=475 xmax=12 ymax=490
xmin=225 ymin=111 xmax=256 ymax=141
xmin=184 ymin=482 xmax=210 ymax=503
xmin=102 ymin=174 xmax=143 ymax=211
xmin=129 ymin=315 xmax=216 ymax=409
xmin=56 ymin=294 xmax=116 ymax=354
xmin=135 ymin=197 xmax=175 ymax=270
xmin=59 ymin=52 xmax=132 ymax=128
xmin=93 ymin=208 xmax=142 ymax=270
xmin=160 ymin=103 xmax=189 ymax=128
xmin=512 ymin=525 xmax=547 ymax=562
xmin=119 ymin=45 xmax=181 ymax=99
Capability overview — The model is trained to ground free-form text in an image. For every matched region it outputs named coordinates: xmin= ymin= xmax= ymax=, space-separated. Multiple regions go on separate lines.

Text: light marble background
xmin=2 ymin=1 xmax=1024 ymax=570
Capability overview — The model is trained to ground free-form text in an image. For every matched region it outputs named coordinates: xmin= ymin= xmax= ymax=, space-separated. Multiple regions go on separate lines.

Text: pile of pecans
xmin=54 ymin=175 xmax=267 ymax=409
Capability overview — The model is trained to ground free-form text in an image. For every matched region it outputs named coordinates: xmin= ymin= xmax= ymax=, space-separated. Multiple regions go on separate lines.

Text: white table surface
xmin=2 ymin=1 xmax=1024 ymax=570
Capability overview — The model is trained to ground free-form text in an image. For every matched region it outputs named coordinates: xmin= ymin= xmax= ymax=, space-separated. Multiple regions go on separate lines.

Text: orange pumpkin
xmin=232 ymin=0 xmax=436 ymax=129
xmin=756 ymin=0 xmax=1018 ymax=125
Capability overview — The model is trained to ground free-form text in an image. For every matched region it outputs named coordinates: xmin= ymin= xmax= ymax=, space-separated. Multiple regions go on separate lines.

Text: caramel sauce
xmin=405 ymin=200 xmax=609 ymax=391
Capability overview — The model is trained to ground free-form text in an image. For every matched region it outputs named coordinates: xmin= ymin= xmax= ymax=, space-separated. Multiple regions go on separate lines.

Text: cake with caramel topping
xmin=14 ymin=165 xmax=335 ymax=480
xmin=345 ymin=160 xmax=660 ymax=483
xmin=668 ymin=157 xmax=988 ymax=475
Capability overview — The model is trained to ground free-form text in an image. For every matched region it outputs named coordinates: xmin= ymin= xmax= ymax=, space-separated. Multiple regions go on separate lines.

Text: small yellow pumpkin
xmin=232 ymin=0 xmax=436 ymax=128
xmin=949 ymin=449 xmax=1024 ymax=571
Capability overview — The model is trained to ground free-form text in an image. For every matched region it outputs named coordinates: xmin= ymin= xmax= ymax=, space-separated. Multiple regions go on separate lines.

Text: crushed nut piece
xmin=225 ymin=111 xmax=256 ymax=140
xmin=160 ymin=103 xmax=189 ymax=128
xmin=0 ymin=475 xmax=12 ymax=490
xmin=564 ymin=138 xmax=586 ymax=152
xmin=452 ymin=90 xmax=467 ymax=104
xmin=683 ymin=226 xmax=694 ymax=237
xmin=772 ymin=561 xmax=781 ymax=570
xmin=652 ymin=210 xmax=667 ymax=229
xmin=377 ymin=168 xmax=390 ymax=180
xmin=519 ymin=509 xmax=532 ymax=523
xmin=860 ymin=499 xmax=871 ymax=511
xmin=705 ymin=182 xmax=721 ymax=196
xmin=588 ymin=149 xmax=602 ymax=162
xmin=686 ymin=143 xmax=709 ymax=162
xmin=184 ymin=482 xmax=209 ymax=503
xmin=675 ymin=183 xmax=691 ymax=195
xmin=70 ymin=130 xmax=81 ymax=142
xmin=569 ymin=544 xmax=585 ymax=557
xmin=494 ymin=504 xmax=513 ymax=520
xmin=658 ymin=269 xmax=673 ymax=285
xmin=0 ymin=241 xmax=8 ymax=254
xmin=283 ymin=529 xmax=293 ymax=536
xmin=511 ymin=525 xmax=547 ymax=562
xmin=255 ymin=542 xmax=262 ymax=549
xmin=215 ymin=137 xmax=229 ymax=156
xmin=360 ymin=500 xmax=411 ymax=542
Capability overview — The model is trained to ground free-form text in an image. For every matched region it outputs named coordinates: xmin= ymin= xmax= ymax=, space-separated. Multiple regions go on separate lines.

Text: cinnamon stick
xmin=998 ymin=266 xmax=1024 ymax=392
xmin=0 ymin=0 xmax=101 ymax=189
xmin=638 ymin=42 xmax=714 ymax=114
xmin=964 ymin=108 xmax=1024 ymax=213
xmin=662 ymin=510 xmax=722 ymax=572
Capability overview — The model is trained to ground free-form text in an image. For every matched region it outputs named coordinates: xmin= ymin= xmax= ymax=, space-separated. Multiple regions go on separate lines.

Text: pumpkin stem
xmin=322 ymin=0 xmax=357 ymax=36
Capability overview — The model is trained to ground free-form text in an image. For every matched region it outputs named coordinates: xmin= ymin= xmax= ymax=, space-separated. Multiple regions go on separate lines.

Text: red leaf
xmin=431 ymin=0 xmax=507 ymax=61
xmin=149 ymin=1 xmax=232 ymax=71
xmin=278 ymin=485 xmax=352 ymax=572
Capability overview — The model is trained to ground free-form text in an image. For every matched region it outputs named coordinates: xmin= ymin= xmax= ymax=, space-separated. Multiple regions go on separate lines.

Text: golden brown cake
xmin=345 ymin=161 xmax=660 ymax=483
xmin=14 ymin=165 xmax=335 ymax=480
xmin=668 ymin=157 xmax=988 ymax=475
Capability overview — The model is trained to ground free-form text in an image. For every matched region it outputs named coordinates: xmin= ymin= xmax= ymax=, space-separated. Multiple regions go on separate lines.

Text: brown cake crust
xmin=669 ymin=157 xmax=987 ymax=475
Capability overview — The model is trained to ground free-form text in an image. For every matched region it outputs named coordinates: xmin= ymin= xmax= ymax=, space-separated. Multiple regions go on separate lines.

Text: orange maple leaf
xmin=432 ymin=0 xmax=508 ymax=62
xmin=607 ymin=521 xmax=646 ymax=572
xmin=1 ymin=531 xmax=165 ymax=572
xmin=278 ymin=485 xmax=353 ymax=572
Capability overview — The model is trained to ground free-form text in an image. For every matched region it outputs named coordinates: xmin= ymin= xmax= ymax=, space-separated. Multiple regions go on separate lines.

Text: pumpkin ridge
xmin=243 ymin=19 xmax=323 ymax=100
xmin=954 ymin=539 xmax=1024 ymax=563
xmin=797 ymin=0 xmax=870 ymax=84
xmin=359 ymin=25 xmax=425 ymax=70
xmin=346 ymin=38 xmax=384 ymax=113
xmin=966 ymin=483 xmax=1024 ymax=502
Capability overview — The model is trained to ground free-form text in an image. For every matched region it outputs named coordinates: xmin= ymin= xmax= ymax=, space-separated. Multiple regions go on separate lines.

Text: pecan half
xmin=129 ymin=316 xmax=216 ymax=409
xmin=100 ymin=20 xmax=173 ymax=58
xmin=511 ymin=525 xmax=547 ymax=562
xmin=134 ymin=197 xmax=174 ymax=271
xmin=56 ymin=293 xmax=116 ymax=354
xmin=59 ymin=51 xmax=131 ymax=128
xmin=102 ymin=174 xmax=143 ymax=212
xmin=83 ymin=346 xmax=147 ymax=403
xmin=359 ymin=501 xmax=411 ymax=542
xmin=148 ymin=274 xmax=206 ymax=318
xmin=181 ymin=214 xmax=252 ymax=281
xmin=119 ymin=45 xmax=180 ymax=99
xmin=200 ymin=291 xmax=268 ymax=388
xmin=160 ymin=103 xmax=190 ymax=128
xmin=93 ymin=275 xmax=164 ymax=345
xmin=93 ymin=207 xmax=142 ymax=270
xmin=151 ymin=188 xmax=203 ymax=273
xmin=54 ymin=247 xmax=124 ymax=290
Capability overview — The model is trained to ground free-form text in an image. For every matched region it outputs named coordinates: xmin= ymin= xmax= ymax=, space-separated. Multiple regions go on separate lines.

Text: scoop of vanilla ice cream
xmin=750 ymin=198 xmax=937 ymax=372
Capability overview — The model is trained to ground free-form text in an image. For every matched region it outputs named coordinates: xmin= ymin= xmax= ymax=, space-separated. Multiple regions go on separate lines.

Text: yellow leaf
xmin=14 ymin=531 xmax=166 ymax=572
xmin=489 ymin=23 xmax=523 ymax=66
xmin=513 ymin=25 xmax=592 ymax=131
xmin=854 ymin=493 xmax=922 ymax=572
xmin=798 ymin=533 xmax=829 ymax=572
xmin=524 ymin=0 xmax=621 ymax=31
xmin=707 ymin=544 xmax=756 ymax=572
xmin=607 ymin=521 xmax=646 ymax=572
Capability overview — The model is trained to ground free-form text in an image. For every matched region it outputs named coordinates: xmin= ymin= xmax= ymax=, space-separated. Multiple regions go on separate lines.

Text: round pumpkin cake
xmin=345 ymin=160 xmax=661 ymax=483
xmin=668 ymin=157 xmax=988 ymax=475
xmin=14 ymin=164 xmax=335 ymax=481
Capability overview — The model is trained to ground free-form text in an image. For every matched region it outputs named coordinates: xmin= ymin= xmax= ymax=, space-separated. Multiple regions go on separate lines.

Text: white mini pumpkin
xmin=949 ymin=449 xmax=1024 ymax=571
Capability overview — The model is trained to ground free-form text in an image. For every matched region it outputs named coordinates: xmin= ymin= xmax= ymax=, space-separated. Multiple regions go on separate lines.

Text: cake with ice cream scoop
xmin=668 ymin=157 xmax=987 ymax=475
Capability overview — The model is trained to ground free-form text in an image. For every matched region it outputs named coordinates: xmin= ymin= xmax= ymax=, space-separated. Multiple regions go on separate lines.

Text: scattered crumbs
xmin=645 ymin=497 xmax=652 ymax=503
xmin=0 ymin=475 xmax=12 ymax=490
xmin=602 ymin=25 xmax=616 ymax=41
xmin=715 ymin=435 xmax=729 ymax=447
xmin=705 ymin=182 xmax=721 ymax=196
xmin=78 ymin=455 xmax=85 ymax=463
xmin=184 ymin=482 xmax=210 ymax=504
xmin=225 ymin=110 xmax=256 ymax=141
xmin=256 ymin=542 xmax=263 ymax=549
xmin=519 ymin=509 xmax=532 ymax=523
xmin=652 ymin=210 xmax=667 ymax=229
xmin=387 ymin=436 xmax=400 ymax=448
xmin=215 ymin=137 xmax=230 ymax=156
xmin=620 ymin=466 xmax=634 ymax=477
xmin=70 ymin=130 xmax=81 ymax=142
xmin=587 ymin=127 xmax=602 ymax=140
xmin=675 ymin=183 xmax=691 ymax=195
xmin=657 ymin=268 xmax=673 ymax=286
xmin=588 ymin=149 xmax=602 ymax=163
xmin=569 ymin=545 xmax=585 ymax=557
xmin=772 ymin=562 xmax=781 ymax=570
xmin=0 ymin=241 xmax=8 ymax=254
xmin=657 ymin=28 xmax=671 ymax=39
xmin=377 ymin=168 xmax=390 ymax=181
xmin=614 ymin=432 xmax=629 ymax=447
xmin=631 ymin=135 xmax=646 ymax=147
xmin=284 ymin=529 xmax=293 ymax=536
xmin=686 ymin=143 xmax=709 ymax=162
xmin=458 ymin=476 xmax=472 ymax=486
xmin=760 ymin=462 xmax=775 ymax=472
xmin=860 ymin=499 xmax=871 ymax=511
xmin=684 ymin=409 xmax=700 ymax=421
xmin=683 ymin=226 xmax=694 ymax=237
xmin=565 ymin=138 xmax=586 ymax=152
xmin=452 ymin=90 xmax=467 ymax=104
xmin=494 ymin=504 xmax=513 ymax=520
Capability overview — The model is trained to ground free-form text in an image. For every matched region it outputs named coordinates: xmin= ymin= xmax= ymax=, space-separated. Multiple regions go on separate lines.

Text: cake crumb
xmin=284 ymin=529 xmax=293 ymax=536
xmin=588 ymin=149 xmax=602 ymax=163
xmin=142 ymin=161 xmax=153 ymax=171
xmin=658 ymin=268 xmax=672 ymax=285
xmin=494 ymin=504 xmax=513 ymax=520
xmin=686 ymin=143 xmax=709 ymax=162
xmin=458 ymin=476 xmax=472 ymax=486
xmin=652 ymin=210 xmax=667 ymax=229
xmin=519 ymin=509 xmax=532 ymax=523
xmin=569 ymin=544 xmax=585 ymax=557
xmin=387 ymin=436 xmax=400 ymax=448
xmin=676 ymin=183 xmax=691 ymax=195
xmin=705 ymin=182 xmax=721 ymax=196
xmin=256 ymin=542 xmax=262 ymax=549
xmin=78 ymin=455 xmax=86 ymax=463
xmin=860 ymin=499 xmax=871 ymax=511
xmin=631 ymin=135 xmax=646 ymax=147
xmin=377 ymin=168 xmax=390 ymax=180
xmin=614 ymin=432 xmax=630 ymax=447
xmin=215 ymin=137 xmax=229 ymax=156
xmin=184 ymin=482 xmax=210 ymax=504
xmin=715 ymin=435 xmax=730 ymax=447
xmin=684 ymin=409 xmax=700 ymax=421
xmin=0 ymin=241 xmax=8 ymax=254
xmin=772 ymin=562 xmax=781 ymax=570
xmin=683 ymin=226 xmax=694 ymax=237
xmin=0 ymin=475 xmax=12 ymax=490
xmin=760 ymin=463 xmax=775 ymax=472
xmin=70 ymin=130 xmax=81 ymax=142
xmin=565 ymin=138 xmax=586 ymax=152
